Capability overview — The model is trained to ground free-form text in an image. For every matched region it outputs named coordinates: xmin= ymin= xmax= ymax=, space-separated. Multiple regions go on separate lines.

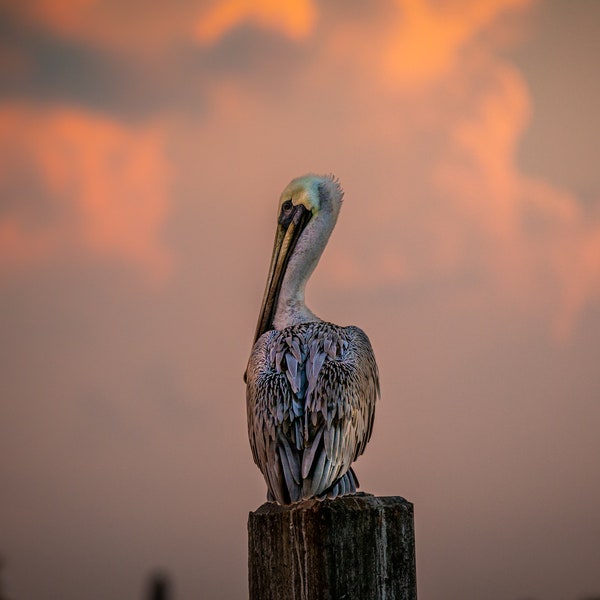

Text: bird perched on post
xmin=245 ymin=174 xmax=379 ymax=505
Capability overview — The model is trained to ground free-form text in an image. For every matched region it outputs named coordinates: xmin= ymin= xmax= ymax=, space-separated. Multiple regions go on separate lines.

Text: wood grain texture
xmin=248 ymin=494 xmax=416 ymax=600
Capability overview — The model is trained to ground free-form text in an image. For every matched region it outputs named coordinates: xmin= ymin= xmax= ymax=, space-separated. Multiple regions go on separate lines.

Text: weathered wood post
xmin=248 ymin=493 xmax=416 ymax=600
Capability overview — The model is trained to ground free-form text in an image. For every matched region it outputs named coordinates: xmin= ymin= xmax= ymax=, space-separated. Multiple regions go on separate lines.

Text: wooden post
xmin=248 ymin=493 xmax=416 ymax=600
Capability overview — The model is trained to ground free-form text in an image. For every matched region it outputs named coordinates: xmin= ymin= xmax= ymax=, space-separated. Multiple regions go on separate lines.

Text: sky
xmin=1 ymin=1 xmax=599 ymax=599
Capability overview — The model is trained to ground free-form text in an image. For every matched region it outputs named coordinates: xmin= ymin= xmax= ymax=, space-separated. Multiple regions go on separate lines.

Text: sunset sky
xmin=1 ymin=1 xmax=599 ymax=599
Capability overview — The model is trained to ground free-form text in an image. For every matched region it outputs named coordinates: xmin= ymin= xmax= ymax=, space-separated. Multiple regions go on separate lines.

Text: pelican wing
xmin=301 ymin=324 xmax=379 ymax=497
xmin=246 ymin=322 xmax=379 ymax=504
xmin=246 ymin=329 xmax=304 ymax=504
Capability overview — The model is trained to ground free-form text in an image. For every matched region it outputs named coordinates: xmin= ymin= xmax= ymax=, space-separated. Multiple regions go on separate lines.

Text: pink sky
xmin=1 ymin=1 xmax=599 ymax=598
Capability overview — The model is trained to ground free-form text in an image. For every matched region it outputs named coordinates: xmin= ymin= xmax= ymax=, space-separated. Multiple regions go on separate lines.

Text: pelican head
xmin=252 ymin=174 xmax=343 ymax=346
xmin=278 ymin=174 xmax=341 ymax=215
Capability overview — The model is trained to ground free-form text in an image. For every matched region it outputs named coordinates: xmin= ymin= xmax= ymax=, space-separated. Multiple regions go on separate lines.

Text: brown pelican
xmin=245 ymin=174 xmax=379 ymax=504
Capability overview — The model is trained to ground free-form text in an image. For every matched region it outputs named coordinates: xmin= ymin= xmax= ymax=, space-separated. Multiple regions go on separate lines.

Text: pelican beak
xmin=252 ymin=203 xmax=312 ymax=346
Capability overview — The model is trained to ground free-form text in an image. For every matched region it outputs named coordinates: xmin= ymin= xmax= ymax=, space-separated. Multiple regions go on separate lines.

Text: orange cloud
xmin=0 ymin=103 xmax=172 ymax=280
xmin=22 ymin=0 xmax=96 ymax=36
xmin=433 ymin=65 xmax=529 ymax=263
xmin=430 ymin=61 xmax=600 ymax=339
xmin=8 ymin=0 xmax=317 ymax=52
xmin=6 ymin=0 xmax=597 ymax=337
xmin=5 ymin=0 xmax=197 ymax=53
xmin=308 ymin=1 xmax=600 ymax=339
xmin=195 ymin=0 xmax=316 ymax=44
xmin=383 ymin=0 xmax=533 ymax=85
xmin=323 ymin=0 xmax=533 ymax=89
xmin=546 ymin=207 xmax=600 ymax=341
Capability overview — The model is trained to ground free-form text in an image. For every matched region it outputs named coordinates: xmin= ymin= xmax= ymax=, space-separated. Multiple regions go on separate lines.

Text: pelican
xmin=245 ymin=174 xmax=379 ymax=504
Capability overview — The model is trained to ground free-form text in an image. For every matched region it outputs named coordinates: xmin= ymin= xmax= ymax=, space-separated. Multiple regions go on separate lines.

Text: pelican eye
xmin=278 ymin=197 xmax=304 ymax=227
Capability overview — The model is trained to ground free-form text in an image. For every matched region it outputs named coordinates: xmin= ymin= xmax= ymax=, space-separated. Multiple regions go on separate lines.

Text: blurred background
xmin=1 ymin=0 xmax=599 ymax=598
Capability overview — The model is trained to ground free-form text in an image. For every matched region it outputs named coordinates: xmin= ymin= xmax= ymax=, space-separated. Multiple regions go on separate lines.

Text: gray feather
xmin=246 ymin=321 xmax=379 ymax=505
xmin=310 ymin=449 xmax=328 ymax=495
xmin=301 ymin=427 xmax=323 ymax=479
xmin=280 ymin=435 xmax=301 ymax=485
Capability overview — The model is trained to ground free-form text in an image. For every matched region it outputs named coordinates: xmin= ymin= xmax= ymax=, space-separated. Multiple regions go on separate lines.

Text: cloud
xmin=2 ymin=0 xmax=598 ymax=335
xmin=285 ymin=0 xmax=599 ymax=339
xmin=317 ymin=0 xmax=534 ymax=92
xmin=0 ymin=103 xmax=172 ymax=280
xmin=431 ymin=61 xmax=600 ymax=339
xmin=195 ymin=0 xmax=317 ymax=44
xmin=2 ymin=0 xmax=198 ymax=53
xmin=6 ymin=0 xmax=317 ymax=53
xmin=383 ymin=0 xmax=533 ymax=85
